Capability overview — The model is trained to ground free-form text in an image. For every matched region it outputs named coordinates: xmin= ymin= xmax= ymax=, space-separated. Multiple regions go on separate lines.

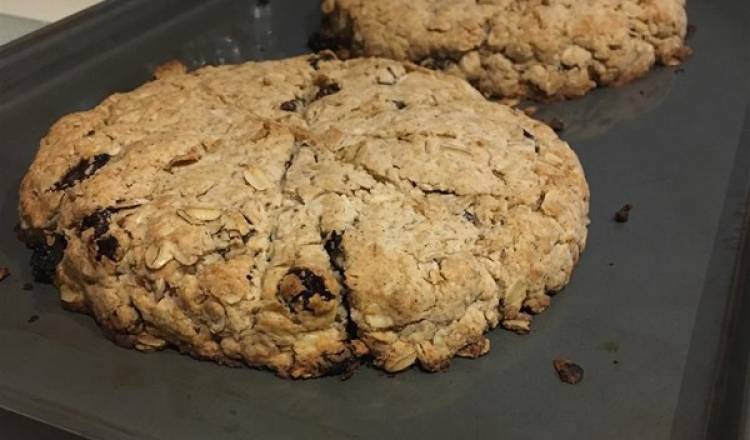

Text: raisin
xmin=307 ymin=51 xmax=337 ymax=70
xmin=553 ymin=358 xmax=584 ymax=384
xmin=324 ymin=231 xmax=344 ymax=272
xmin=81 ymin=209 xmax=112 ymax=238
xmin=52 ymin=154 xmax=111 ymax=191
xmin=523 ymin=129 xmax=535 ymax=139
xmin=314 ymin=79 xmax=341 ymax=100
xmin=95 ymin=236 xmax=119 ymax=261
xmin=280 ymin=100 xmax=298 ymax=112
xmin=614 ymin=204 xmax=632 ymax=223
xmin=420 ymin=56 xmax=453 ymax=70
xmin=463 ymin=211 xmax=480 ymax=226
xmin=27 ymin=234 xmax=67 ymax=284
xmin=280 ymin=268 xmax=335 ymax=313
xmin=308 ymin=33 xmax=341 ymax=54
xmin=392 ymin=100 xmax=407 ymax=110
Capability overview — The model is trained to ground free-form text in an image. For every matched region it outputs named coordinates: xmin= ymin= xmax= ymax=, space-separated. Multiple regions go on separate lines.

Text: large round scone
xmin=318 ymin=0 xmax=690 ymax=100
xmin=18 ymin=54 xmax=589 ymax=378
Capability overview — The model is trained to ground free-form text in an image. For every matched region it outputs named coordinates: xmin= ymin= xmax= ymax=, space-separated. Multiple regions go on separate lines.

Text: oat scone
xmin=18 ymin=54 xmax=589 ymax=378
xmin=318 ymin=0 xmax=690 ymax=100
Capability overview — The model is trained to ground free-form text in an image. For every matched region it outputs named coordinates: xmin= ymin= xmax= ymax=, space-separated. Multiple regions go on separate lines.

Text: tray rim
xmin=0 ymin=0 xmax=749 ymax=439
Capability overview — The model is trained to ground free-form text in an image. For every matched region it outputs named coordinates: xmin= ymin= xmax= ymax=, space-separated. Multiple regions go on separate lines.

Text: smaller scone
xmin=19 ymin=54 xmax=589 ymax=378
xmin=319 ymin=0 xmax=691 ymax=100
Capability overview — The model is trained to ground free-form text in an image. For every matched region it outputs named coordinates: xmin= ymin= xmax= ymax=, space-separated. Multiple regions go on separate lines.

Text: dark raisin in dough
xmin=52 ymin=154 xmax=111 ymax=191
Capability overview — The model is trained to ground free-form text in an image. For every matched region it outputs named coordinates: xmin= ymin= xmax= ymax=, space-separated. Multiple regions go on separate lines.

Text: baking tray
xmin=0 ymin=0 xmax=749 ymax=439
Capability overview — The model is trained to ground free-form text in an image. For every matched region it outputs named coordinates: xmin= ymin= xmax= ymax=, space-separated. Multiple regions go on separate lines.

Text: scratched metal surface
xmin=0 ymin=1 xmax=748 ymax=439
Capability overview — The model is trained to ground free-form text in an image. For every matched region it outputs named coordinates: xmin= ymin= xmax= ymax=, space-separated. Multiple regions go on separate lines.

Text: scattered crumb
xmin=608 ymin=262 xmax=615 ymax=267
xmin=545 ymin=117 xmax=565 ymax=133
xmin=27 ymin=315 xmax=39 ymax=324
xmin=522 ymin=106 xmax=538 ymax=116
xmin=600 ymin=341 xmax=619 ymax=353
xmin=674 ymin=67 xmax=685 ymax=74
xmin=614 ymin=204 xmax=632 ymax=223
xmin=554 ymin=358 xmax=584 ymax=385
xmin=612 ymin=360 xmax=620 ymax=365
xmin=0 ymin=267 xmax=9 ymax=282
xmin=638 ymin=90 xmax=645 ymax=96
xmin=22 ymin=282 xmax=34 ymax=291
xmin=686 ymin=24 xmax=697 ymax=40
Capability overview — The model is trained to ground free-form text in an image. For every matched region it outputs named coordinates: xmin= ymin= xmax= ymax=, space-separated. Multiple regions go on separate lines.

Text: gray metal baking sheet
xmin=0 ymin=0 xmax=749 ymax=439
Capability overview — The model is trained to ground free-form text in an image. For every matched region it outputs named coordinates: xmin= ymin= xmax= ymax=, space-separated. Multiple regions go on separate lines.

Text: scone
xmin=318 ymin=0 xmax=690 ymax=100
xmin=18 ymin=54 xmax=589 ymax=378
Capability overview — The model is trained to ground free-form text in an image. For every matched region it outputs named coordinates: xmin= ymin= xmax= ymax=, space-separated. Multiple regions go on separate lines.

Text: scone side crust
xmin=19 ymin=54 xmax=589 ymax=378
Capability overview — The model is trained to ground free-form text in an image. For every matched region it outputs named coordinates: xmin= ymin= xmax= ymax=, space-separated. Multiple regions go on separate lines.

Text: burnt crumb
xmin=674 ymin=67 xmax=685 ymax=74
xmin=523 ymin=129 xmax=535 ymax=140
xmin=22 ymin=282 xmax=33 ymax=291
xmin=280 ymin=99 xmax=299 ymax=112
xmin=638 ymin=90 xmax=645 ymax=96
xmin=95 ymin=236 xmax=119 ymax=261
xmin=282 ymin=268 xmax=335 ymax=312
xmin=608 ymin=262 xmax=615 ymax=267
xmin=686 ymin=24 xmax=697 ymax=40
xmin=81 ymin=209 xmax=112 ymax=238
xmin=314 ymin=78 xmax=341 ymax=100
xmin=52 ymin=153 xmax=111 ymax=191
xmin=392 ymin=100 xmax=407 ymax=110
xmin=613 ymin=359 xmax=620 ymax=365
xmin=614 ymin=204 xmax=632 ymax=223
xmin=553 ymin=358 xmax=584 ymax=384
xmin=257 ymin=0 xmax=269 ymax=5
xmin=0 ymin=266 xmax=9 ymax=282
xmin=308 ymin=51 xmax=337 ymax=70
xmin=27 ymin=315 xmax=39 ymax=324
xmin=324 ymin=231 xmax=345 ymax=272
xmin=545 ymin=117 xmax=565 ymax=133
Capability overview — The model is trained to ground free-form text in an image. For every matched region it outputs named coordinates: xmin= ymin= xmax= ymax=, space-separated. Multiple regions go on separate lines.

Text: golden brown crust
xmin=320 ymin=0 xmax=690 ymax=100
xmin=19 ymin=55 xmax=589 ymax=378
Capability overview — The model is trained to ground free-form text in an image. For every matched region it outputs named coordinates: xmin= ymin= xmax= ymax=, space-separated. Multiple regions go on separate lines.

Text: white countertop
xmin=0 ymin=0 xmax=101 ymax=22
xmin=0 ymin=0 xmax=103 ymax=46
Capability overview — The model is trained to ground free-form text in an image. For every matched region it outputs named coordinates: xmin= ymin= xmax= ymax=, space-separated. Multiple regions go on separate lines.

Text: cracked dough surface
xmin=19 ymin=55 xmax=589 ymax=378
xmin=320 ymin=0 xmax=690 ymax=100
